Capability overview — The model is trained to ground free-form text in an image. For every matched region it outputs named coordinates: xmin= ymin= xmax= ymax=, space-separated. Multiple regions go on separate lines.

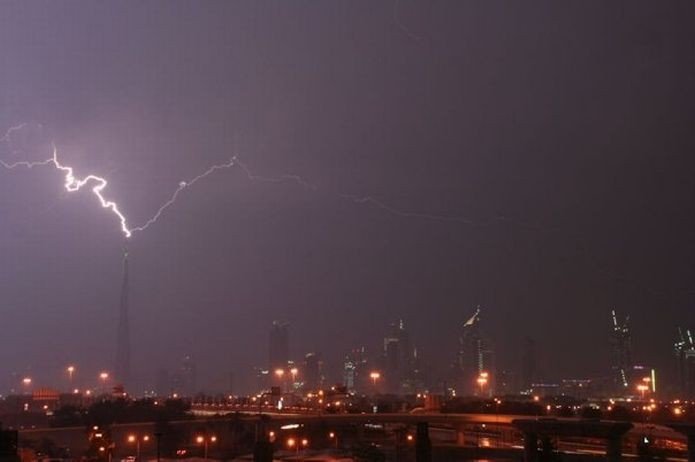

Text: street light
xmin=99 ymin=372 xmax=109 ymax=392
xmin=195 ymin=435 xmax=217 ymax=460
xmin=637 ymin=384 xmax=649 ymax=400
xmin=328 ymin=431 xmax=338 ymax=449
xmin=369 ymin=371 xmax=381 ymax=386
xmin=127 ymin=434 xmax=150 ymax=460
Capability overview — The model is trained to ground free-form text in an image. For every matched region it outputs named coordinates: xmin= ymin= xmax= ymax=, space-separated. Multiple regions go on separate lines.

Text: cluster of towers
xmin=112 ymin=252 xmax=694 ymax=399
xmin=609 ymin=309 xmax=695 ymax=399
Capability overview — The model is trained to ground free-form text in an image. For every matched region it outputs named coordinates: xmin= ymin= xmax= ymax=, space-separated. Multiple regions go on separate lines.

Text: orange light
xmin=99 ymin=372 xmax=109 ymax=380
xmin=369 ymin=372 xmax=381 ymax=380
xmin=143 ymin=435 xmax=150 ymax=442
xmin=407 ymin=434 xmax=414 ymax=442
xmin=329 ymin=432 xmax=335 ymax=439
xmin=196 ymin=436 xmax=204 ymax=444
xmin=287 ymin=438 xmax=296 ymax=448
xmin=128 ymin=435 xmax=136 ymax=443
xmin=275 ymin=368 xmax=285 ymax=378
xmin=210 ymin=436 xmax=217 ymax=443
xmin=301 ymin=438 xmax=309 ymax=447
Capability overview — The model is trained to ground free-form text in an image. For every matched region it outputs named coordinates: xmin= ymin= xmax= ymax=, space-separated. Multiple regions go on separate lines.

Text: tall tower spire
xmin=115 ymin=247 xmax=131 ymax=388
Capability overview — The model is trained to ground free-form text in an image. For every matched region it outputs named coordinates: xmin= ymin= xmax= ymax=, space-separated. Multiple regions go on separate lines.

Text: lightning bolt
xmin=0 ymin=123 xmax=547 ymax=239
xmin=234 ymin=157 xmax=316 ymax=190
xmin=1 ymin=125 xmax=241 ymax=238
xmin=1 ymin=144 xmax=134 ymax=237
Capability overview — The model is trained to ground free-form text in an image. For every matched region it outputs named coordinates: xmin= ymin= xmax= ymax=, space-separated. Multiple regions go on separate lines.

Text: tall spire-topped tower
xmin=115 ymin=248 xmax=131 ymax=388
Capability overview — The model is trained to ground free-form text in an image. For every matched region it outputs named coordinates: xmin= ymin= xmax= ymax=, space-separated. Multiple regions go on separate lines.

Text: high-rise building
xmin=115 ymin=250 xmax=131 ymax=388
xmin=304 ymin=353 xmax=321 ymax=391
xmin=344 ymin=347 xmax=368 ymax=392
xmin=457 ymin=306 xmax=494 ymax=396
xmin=269 ymin=321 xmax=289 ymax=371
xmin=610 ymin=310 xmax=632 ymax=391
xmin=179 ymin=355 xmax=197 ymax=396
xmin=382 ymin=320 xmax=417 ymax=393
xmin=674 ymin=328 xmax=695 ymax=398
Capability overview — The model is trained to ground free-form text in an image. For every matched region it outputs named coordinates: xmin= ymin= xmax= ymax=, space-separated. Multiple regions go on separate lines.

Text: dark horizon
xmin=1 ymin=1 xmax=694 ymax=394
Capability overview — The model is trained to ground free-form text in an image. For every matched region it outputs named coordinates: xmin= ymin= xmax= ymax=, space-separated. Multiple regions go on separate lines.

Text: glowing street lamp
xmin=370 ymin=371 xmax=381 ymax=386
xmin=329 ymin=431 xmax=338 ymax=449
xmin=287 ymin=437 xmax=307 ymax=456
xmin=127 ymin=434 xmax=150 ymax=460
xmin=290 ymin=367 xmax=299 ymax=383
xmin=195 ymin=435 xmax=217 ymax=460
xmin=637 ymin=384 xmax=649 ymax=400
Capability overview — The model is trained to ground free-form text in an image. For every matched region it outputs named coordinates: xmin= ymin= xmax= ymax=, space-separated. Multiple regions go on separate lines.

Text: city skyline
xmin=3 ymin=314 xmax=694 ymax=400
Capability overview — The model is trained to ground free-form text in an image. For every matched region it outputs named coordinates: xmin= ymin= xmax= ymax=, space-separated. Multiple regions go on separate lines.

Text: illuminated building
xmin=674 ymin=328 xmax=695 ymax=398
xmin=609 ymin=310 xmax=633 ymax=392
xmin=458 ymin=306 xmax=494 ymax=395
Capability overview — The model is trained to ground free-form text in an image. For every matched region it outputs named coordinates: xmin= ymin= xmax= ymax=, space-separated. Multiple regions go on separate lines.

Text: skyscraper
xmin=674 ymin=328 xmax=695 ymax=398
xmin=180 ymin=355 xmax=197 ymax=396
xmin=304 ymin=353 xmax=321 ymax=391
xmin=114 ymin=250 xmax=131 ymax=388
xmin=269 ymin=321 xmax=289 ymax=371
xmin=610 ymin=310 xmax=632 ymax=391
xmin=382 ymin=320 xmax=417 ymax=393
xmin=457 ymin=306 xmax=493 ymax=396
xmin=343 ymin=347 xmax=368 ymax=393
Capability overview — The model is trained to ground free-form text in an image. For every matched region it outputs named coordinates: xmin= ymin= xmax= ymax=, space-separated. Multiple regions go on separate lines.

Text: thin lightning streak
xmin=234 ymin=157 xmax=316 ymax=190
xmin=129 ymin=158 xmax=237 ymax=234
xmin=393 ymin=0 xmax=423 ymax=42
xmin=0 ymin=123 xmax=29 ymax=143
xmin=340 ymin=194 xmax=479 ymax=225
